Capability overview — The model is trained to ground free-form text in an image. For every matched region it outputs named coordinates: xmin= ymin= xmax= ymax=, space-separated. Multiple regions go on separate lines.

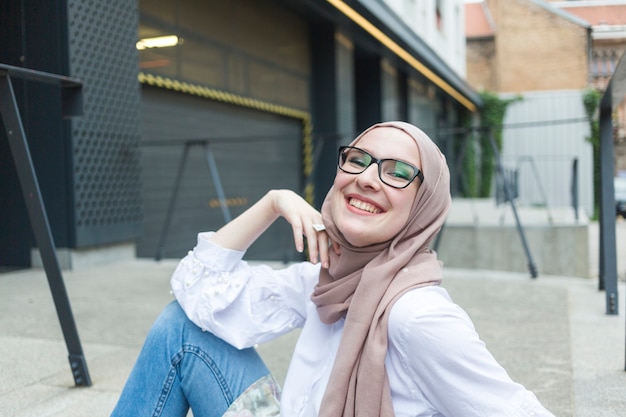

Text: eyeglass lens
xmin=338 ymin=147 xmax=419 ymax=188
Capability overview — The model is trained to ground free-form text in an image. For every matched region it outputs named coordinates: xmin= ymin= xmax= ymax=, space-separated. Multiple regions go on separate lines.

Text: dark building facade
xmin=1 ymin=0 xmax=142 ymax=268
xmin=1 ymin=0 xmax=480 ymax=268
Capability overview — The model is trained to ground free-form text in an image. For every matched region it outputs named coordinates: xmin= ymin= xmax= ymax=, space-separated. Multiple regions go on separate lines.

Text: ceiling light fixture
xmin=136 ymin=35 xmax=181 ymax=50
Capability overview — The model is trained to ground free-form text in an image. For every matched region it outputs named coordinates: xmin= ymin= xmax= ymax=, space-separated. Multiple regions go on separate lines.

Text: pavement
xmin=2 ymin=222 xmax=626 ymax=416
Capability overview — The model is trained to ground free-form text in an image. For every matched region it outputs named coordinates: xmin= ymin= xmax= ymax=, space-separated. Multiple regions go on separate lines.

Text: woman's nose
xmin=356 ymin=164 xmax=381 ymax=189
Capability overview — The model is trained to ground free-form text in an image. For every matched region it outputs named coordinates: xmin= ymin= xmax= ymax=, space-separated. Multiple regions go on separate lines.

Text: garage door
xmin=137 ymin=86 xmax=304 ymax=262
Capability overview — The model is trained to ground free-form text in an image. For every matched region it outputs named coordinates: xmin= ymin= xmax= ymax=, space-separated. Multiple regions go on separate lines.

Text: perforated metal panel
xmin=67 ymin=0 xmax=143 ymax=246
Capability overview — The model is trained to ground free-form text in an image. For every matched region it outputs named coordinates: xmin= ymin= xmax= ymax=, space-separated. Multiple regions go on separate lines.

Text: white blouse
xmin=171 ymin=232 xmax=555 ymax=417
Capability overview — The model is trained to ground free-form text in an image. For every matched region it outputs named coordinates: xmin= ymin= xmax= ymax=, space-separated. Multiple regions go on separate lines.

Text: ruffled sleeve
xmin=171 ymin=232 xmax=321 ymax=349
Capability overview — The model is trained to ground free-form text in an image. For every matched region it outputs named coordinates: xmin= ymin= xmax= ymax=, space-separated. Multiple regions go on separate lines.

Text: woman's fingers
xmin=288 ymin=217 xmax=305 ymax=254
xmin=272 ymin=189 xmax=332 ymax=266
xmin=301 ymin=221 xmax=319 ymax=264
xmin=303 ymin=226 xmax=334 ymax=268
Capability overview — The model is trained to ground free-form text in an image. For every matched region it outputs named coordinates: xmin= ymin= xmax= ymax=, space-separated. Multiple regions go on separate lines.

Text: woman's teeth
xmin=349 ymin=198 xmax=381 ymax=214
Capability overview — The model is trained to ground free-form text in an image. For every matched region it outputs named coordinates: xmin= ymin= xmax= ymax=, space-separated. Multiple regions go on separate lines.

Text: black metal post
xmin=204 ymin=143 xmax=232 ymax=224
xmin=487 ymin=131 xmax=538 ymax=278
xmin=598 ymin=102 xmax=619 ymax=315
xmin=154 ymin=140 xmax=233 ymax=260
xmin=155 ymin=143 xmax=191 ymax=261
xmin=0 ymin=70 xmax=91 ymax=386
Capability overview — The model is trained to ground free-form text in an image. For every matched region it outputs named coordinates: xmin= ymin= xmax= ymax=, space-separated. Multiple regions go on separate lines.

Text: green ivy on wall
xmin=457 ymin=91 xmax=521 ymax=198
xmin=477 ymin=91 xmax=521 ymax=198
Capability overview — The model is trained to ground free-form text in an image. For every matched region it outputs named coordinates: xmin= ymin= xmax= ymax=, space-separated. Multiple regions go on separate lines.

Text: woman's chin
xmin=337 ymin=225 xmax=375 ymax=247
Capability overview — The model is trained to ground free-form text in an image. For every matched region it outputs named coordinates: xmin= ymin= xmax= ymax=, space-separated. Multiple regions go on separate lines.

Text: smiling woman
xmin=111 ymin=121 xmax=556 ymax=417
xmin=327 ymin=125 xmax=425 ymax=247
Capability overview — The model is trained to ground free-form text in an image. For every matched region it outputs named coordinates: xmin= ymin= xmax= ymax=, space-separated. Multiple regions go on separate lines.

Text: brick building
xmin=467 ymin=0 xmax=590 ymax=93
xmin=465 ymin=0 xmax=595 ymax=215
xmin=467 ymin=0 xmax=626 ymax=188
xmin=550 ymin=0 xmax=626 ymax=174
xmin=465 ymin=0 xmax=496 ymax=92
xmin=550 ymin=0 xmax=626 ymax=91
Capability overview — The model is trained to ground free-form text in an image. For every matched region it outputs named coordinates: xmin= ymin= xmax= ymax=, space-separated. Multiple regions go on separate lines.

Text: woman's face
xmin=329 ymin=127 xmax=422 ymax=247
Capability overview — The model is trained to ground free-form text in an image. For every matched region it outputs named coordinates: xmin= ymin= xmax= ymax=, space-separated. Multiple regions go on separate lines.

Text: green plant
xmin=477 ymin=91 xmax=521 ymax=198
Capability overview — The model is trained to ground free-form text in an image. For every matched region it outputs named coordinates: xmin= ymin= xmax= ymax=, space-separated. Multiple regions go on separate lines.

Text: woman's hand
xmin=268 ymin=189 xmax=333 ymax=268
xmin=210 ymin=189 xmax=336 ymax=268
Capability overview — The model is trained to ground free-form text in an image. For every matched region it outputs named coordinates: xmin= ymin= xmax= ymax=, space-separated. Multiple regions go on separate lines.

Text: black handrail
xmin=0 ymin=63 xmax=91 ymax=386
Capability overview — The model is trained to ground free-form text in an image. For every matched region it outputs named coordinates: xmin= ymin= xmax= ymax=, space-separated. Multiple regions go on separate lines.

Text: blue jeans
xmin=110 ymin=301 xmax=271 ymax=417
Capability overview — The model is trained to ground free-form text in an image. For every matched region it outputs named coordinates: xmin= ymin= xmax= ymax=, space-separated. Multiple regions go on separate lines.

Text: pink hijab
xmin=311 ymin=121 xmax=451 ymax=417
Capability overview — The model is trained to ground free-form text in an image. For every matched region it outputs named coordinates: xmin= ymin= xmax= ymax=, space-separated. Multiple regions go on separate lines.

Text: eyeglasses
xmin=337 ymin=146 xmax=424 ymax=189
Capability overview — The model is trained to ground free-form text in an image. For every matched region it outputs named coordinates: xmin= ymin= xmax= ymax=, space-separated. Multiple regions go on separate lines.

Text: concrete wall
xmin=438 ymin=199 xmax=591 ymax=277
xmin=437 ymin=223 xmax=590 ymax=277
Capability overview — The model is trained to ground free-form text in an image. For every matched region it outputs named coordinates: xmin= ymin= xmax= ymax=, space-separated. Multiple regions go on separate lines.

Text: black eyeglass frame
xmin=337 ymin=145 xmax=424 ymax=189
